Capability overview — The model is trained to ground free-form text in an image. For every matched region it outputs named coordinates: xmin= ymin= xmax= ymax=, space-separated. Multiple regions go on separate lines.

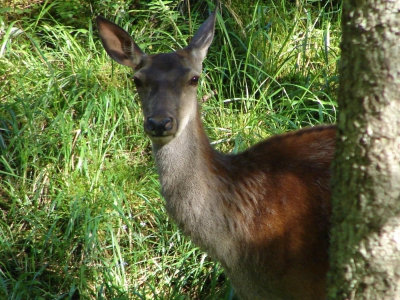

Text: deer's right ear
xmin=96 ymin=16 xmax=144 ymax=69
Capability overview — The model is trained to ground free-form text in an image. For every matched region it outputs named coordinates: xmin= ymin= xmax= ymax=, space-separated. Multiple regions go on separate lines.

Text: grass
xmin=0 ymin=0 xmax=340 ymax=299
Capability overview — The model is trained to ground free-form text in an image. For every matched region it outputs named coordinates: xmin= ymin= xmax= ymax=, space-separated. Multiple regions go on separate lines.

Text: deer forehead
xmin=137 ymin=51 xmax=202 ymax=81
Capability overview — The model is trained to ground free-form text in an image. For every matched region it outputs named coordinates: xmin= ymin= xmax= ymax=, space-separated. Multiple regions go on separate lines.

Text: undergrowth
xmin=0 ymin=0 xmax=340 ymax=299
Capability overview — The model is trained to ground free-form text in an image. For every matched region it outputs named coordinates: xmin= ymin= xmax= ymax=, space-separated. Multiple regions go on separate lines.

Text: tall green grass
xmin=0 ymin=1 xmax=340 ymax=299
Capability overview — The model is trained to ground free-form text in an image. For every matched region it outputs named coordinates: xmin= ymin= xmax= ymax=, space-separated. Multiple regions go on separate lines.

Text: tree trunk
xmin=327 ymin=0 xmax=400 ymax=299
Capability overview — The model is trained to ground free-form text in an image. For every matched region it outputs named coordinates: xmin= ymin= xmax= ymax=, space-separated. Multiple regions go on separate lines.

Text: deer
xmin=96 ymin=8 xmax=336 ymax=300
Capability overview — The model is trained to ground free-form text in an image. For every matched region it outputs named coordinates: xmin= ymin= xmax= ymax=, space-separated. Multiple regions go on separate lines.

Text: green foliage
xmin=0 ymin=0 xmax=340 ymax=298
xmin=201 ymin=0 xmax=339 ymax=152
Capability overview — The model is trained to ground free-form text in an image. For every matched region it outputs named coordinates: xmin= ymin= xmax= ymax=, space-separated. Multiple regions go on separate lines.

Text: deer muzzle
xmin=145 ymin=116 xmax=176 ymax=137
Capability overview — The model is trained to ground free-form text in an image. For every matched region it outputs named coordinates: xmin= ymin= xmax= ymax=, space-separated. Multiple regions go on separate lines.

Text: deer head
xmin=96 ymin=11 xmax=217 ymax=146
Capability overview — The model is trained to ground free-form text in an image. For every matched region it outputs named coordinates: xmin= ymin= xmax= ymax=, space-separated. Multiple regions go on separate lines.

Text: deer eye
xmin=188 ymin=76 xmax=199 ymax=86
xmin=133 ymin=76 xmax=143 ymax=88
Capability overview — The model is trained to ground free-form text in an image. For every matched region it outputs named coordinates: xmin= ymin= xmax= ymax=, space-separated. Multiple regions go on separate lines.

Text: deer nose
xmin=146 ymin=117 xmax=174 ymax=136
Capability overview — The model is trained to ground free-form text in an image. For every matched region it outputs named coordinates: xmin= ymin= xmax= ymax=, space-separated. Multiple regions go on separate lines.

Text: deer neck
xmin=151 ymin=107 xmax=239 ymax=263
xmin=152 ymin=106 xmax=217 ymax=212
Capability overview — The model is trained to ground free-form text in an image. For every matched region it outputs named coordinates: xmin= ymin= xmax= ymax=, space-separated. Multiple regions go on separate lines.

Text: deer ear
xmin=96 ymin=15 xmax=144 ymax=69
xmin=186 ymin=9 xmax=217 ymax=62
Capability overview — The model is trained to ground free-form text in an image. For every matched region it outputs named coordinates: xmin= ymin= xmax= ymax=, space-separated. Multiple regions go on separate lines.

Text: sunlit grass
xmin=0 ymin=0 xmax=340 ymax=299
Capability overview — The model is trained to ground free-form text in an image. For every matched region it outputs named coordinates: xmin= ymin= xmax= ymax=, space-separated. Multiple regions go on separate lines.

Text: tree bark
xmin=327 ymin=0 xmax=400 ymax=299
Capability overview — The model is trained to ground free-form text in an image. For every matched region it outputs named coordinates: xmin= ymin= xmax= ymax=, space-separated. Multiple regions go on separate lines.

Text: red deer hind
xmin=97 ymin=9 xmax=336 ymax=300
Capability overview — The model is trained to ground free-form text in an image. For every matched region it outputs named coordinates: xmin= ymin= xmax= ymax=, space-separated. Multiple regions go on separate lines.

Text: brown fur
xmin=159 ymin=114 xmax=335 ymax=300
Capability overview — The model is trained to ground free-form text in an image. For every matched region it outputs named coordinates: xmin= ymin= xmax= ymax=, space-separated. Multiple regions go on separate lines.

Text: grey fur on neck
xmin=152 ymin=116 xmax=240 ymax=267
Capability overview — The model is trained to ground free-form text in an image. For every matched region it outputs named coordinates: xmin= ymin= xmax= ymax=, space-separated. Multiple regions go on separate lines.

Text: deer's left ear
xmin=185 ymin=9 xmax=217 ymax=62
xmin=96 ymin=15 xmax=144 ymax=69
